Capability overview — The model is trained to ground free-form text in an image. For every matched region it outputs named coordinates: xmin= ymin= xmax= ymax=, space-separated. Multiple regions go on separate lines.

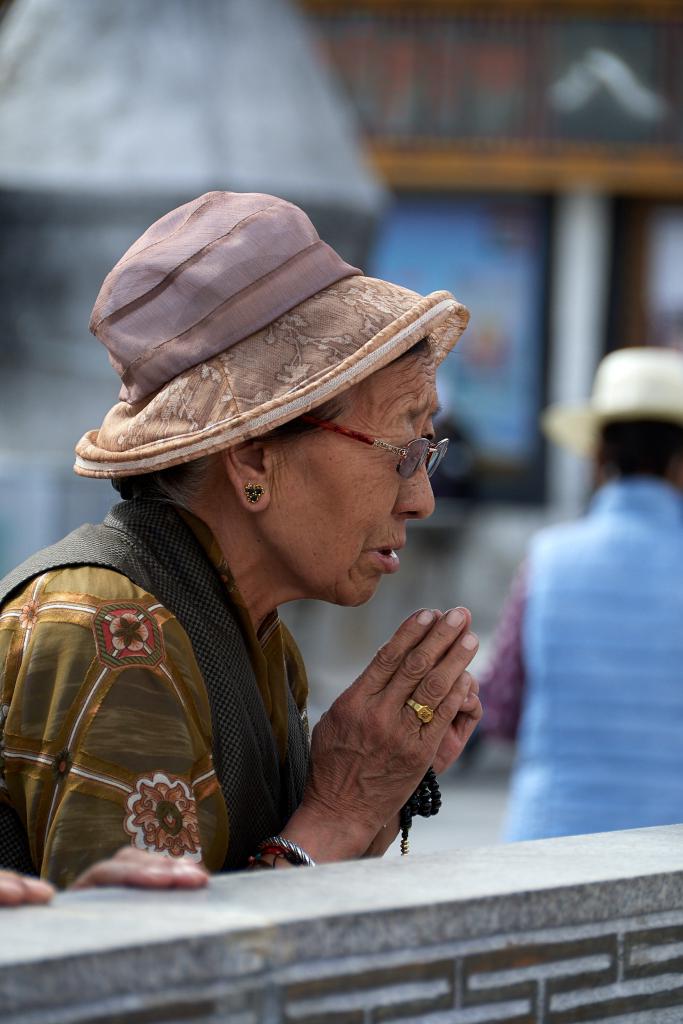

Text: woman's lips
xmin=367 ymin=547 xmax=401 ymax=573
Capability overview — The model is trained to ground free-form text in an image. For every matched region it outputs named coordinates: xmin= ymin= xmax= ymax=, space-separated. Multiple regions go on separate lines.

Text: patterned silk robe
xmin=0 ymin=511 xmax=308 ymax=888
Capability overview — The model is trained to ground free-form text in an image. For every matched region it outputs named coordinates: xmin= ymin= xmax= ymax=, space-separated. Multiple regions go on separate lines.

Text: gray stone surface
xmin=3 ymin=825 xmax=682 ymax=964
xmin=1 ymin=826 xmax=683 ymax=1023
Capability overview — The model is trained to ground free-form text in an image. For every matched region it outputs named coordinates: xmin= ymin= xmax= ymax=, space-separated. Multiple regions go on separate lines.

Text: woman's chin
xmin=332 ymin=575 xmax=383 ymax=608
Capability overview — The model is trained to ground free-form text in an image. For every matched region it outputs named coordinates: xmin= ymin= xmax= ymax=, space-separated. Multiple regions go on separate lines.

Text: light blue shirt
xmin=505 ymin=477 xmax=683 ymax=840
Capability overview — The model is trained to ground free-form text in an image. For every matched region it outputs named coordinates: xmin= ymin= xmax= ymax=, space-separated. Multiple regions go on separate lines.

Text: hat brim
xmin=541 ymin=404 xmax=601 ymax=457
xmin=74 ymin=276 xmax=469 ymax=478
xmin=542 ymin=401 xmax=683 ymax=457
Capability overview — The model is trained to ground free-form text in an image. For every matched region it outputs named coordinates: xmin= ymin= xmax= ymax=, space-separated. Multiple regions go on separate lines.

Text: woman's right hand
xmin=0 ymin=869 xmax=54 ymax=907
xmin=282 ymin=607 xmax=480 ymax=862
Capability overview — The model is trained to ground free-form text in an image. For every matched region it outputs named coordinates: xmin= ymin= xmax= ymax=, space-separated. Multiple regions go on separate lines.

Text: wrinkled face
xmin=266 ymin=348 xmax=439 ymax=607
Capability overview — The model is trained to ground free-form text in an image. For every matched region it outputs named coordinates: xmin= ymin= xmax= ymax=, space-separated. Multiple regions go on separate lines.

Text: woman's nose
xmin=395 ymin=468 xmax=436 ymax=520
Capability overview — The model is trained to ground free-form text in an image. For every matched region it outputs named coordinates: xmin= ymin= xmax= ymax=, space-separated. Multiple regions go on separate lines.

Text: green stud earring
xmin=244 ymin=482 xmax=265 ymax=504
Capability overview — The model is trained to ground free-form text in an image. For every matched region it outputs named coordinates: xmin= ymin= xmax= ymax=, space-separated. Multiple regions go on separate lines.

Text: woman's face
xmin=266 ymin=348 xmax=439 ymax=607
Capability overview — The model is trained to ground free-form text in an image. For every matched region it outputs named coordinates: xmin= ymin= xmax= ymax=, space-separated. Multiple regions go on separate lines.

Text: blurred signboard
xmin=306 ymin=4 xmax=683 ymax=194
xmin=371 ymin=196 xmax=547 ymax=471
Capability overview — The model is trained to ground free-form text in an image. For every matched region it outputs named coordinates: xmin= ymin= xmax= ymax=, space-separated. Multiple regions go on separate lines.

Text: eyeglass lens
xmin=398 ymin=438 xmax=449 ymax=479
xmin=426 ymin=439 xmax=448 ymax=477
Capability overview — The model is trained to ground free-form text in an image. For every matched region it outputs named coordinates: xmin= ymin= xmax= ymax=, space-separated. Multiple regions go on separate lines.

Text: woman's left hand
xmin=432 ymin=671 xmax=482 ymax=774
xmin=364 ymin=674 xmax=481 ymax=856
xmin=362 ymin=671 xmax=481 ymax=856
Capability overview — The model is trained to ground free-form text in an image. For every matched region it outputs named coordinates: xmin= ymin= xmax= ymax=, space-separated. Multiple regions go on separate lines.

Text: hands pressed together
xmin=0 ymin=605 xmax=481 ymax=901
xmin=282 ymin=605 xmax=482 ymax=863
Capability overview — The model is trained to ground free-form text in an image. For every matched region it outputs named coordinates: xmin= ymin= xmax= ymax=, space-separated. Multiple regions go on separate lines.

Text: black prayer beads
xmin=399 ymin=767 xmax=441 ymax=855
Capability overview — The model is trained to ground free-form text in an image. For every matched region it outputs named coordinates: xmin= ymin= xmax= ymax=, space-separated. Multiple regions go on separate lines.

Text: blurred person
xmin=480 ymin=347 xmax=683 ymax=840
xmin=0 ymin=191 xmax=482 ymax=888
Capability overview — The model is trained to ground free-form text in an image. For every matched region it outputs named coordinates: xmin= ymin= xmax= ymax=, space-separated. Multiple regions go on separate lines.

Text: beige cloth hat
xmin=542 ymin=346 xmax=683 ymax=457
xmin=75 ymin=191 xmax=470 ymax=478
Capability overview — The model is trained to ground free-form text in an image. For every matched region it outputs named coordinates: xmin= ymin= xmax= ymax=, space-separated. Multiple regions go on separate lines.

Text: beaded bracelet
xmin=248 ymin=835 xmax=316 ymax=868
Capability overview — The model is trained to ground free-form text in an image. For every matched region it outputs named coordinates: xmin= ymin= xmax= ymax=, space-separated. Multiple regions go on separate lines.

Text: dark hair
xmin=112 ymin=336 xmax=432 ymax=504
xmin=599 ymin=419 xmax=683 ymax=478
xmin=111 ymin=457 xmax=212 ymax=506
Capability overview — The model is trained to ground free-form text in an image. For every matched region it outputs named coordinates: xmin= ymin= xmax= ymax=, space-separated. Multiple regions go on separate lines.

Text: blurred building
xmin=302 ymin=0 xmax=683 ymax=511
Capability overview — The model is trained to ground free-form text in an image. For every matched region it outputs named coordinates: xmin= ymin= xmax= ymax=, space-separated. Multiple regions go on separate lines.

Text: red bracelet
xmin=249 ymin=836 xmax=316 ymax=868
xmin=247 ymin=850 xmax=282 ymax=869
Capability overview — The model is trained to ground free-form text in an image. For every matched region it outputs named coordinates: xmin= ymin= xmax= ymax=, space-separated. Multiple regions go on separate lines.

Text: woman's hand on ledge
xmin=282 ymin=606 xmax=482 ymax=862
xmin=0 ymin=869 xmax=54 ymax=906
xmin=70 ymin=848 xmax=209 ymax=891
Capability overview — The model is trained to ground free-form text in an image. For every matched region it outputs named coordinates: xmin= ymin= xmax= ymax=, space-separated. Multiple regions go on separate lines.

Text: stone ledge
xmin=1 ymin=825 xmax=682 ymax=1024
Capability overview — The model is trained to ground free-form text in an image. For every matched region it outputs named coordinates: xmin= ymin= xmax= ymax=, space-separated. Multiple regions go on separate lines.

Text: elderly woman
xmin=0 ymin=192 xmax=480 ymax=887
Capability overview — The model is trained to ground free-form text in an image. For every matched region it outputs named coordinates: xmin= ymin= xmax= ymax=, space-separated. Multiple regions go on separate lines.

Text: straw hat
xmin=542 ymin=347 xmax=683 ymax=457
xmin=75 ymin=191 xmax=470 ymax=478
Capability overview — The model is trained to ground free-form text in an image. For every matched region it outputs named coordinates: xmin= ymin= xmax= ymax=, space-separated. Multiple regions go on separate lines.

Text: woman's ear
xmin=220 ymin=442 xmax=273 ymax=511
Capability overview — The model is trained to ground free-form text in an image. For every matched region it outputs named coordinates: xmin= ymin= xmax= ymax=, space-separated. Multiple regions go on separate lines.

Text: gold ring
xmin=405 ymin=698 xmax=434 ymax=724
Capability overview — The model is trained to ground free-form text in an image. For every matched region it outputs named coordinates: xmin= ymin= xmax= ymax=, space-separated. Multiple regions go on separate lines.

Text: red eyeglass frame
xmin=301 ymin=415 xmax=448 ymax=479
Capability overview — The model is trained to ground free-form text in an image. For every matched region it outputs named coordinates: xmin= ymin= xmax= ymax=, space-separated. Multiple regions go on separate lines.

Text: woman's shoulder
xmin=1 ymin=567 xmax=203 ymax=671
xmin=3 ymin=565 xmax=157 ymax=610
xmin=1 ymin=565 xmax=212 ymax=730
xmin=0 ymin=566 xmax=195 ymax=666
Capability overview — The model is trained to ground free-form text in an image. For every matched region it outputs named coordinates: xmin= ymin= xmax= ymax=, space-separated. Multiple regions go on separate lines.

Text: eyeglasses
xmin=302 ymin=415 xmax=449 ymax=480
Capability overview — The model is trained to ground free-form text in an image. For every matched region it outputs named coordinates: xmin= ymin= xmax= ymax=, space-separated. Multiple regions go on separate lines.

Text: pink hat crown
xmin=90 ymin=190 xmax=360 ymax=403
